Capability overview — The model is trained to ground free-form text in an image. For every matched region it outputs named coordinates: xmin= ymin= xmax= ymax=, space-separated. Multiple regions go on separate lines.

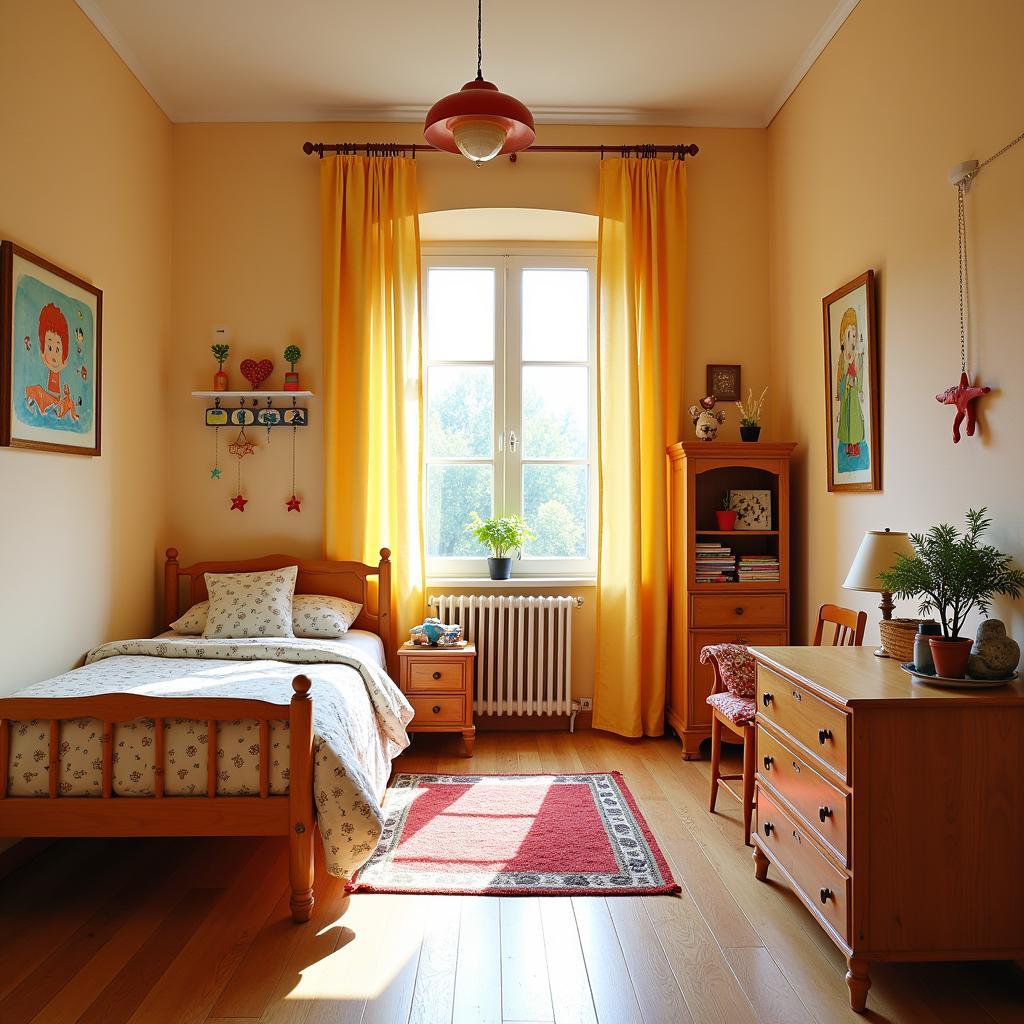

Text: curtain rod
xmin=302 ymin=141 xmax=698 ymax=161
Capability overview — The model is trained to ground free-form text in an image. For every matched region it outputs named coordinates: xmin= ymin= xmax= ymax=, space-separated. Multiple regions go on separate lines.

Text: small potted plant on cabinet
xmin=211 ymin=343 xmax=230 ymax=391
xmin=283 ymin=344 xmax=302 ymax=391
xmin=735 ymin=386 xmax=767 ymax=442
xmin=715 ymin=494 xmax=737 ymax=531
xmin=879 ymin=508 xmax=1024 ymax=678
xmin=466 ymin=512 xmax=536 ymax=580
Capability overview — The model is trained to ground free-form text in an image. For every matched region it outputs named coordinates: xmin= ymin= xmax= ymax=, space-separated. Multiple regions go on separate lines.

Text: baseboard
xmin=0 ymin=837 xmax=52 ymax=880
xmin=475 ymin=712 xmax=592 ymax=732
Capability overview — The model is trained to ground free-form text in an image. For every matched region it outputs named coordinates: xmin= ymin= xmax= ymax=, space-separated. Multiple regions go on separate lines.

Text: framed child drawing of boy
xmin=0 ymin=241 xmax=102 ymax=456
xmin=822 ymin=270 xmax=879 ymax=491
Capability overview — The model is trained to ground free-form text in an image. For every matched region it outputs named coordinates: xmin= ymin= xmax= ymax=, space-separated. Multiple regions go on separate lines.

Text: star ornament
xmin=935 ymin=371 xmax=991 ymax=443
xmin=210 ymin=467 xmax=221 ymax=479
xmin=230 ymin=493 xmax=248 ymax=512
xmin=286 ymin=494 xmax=302 ymax=513
xmin=227 ymin=436 xmax=256 ymax=459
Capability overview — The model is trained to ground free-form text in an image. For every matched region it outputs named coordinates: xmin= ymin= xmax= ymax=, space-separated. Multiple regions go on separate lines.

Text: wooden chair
xmin=704 ymin=603 xmax=867 ymax=844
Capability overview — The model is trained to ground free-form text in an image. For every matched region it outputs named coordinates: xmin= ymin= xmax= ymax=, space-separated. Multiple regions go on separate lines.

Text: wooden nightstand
xmin=397 ymin=642 xmax=476 ymax=756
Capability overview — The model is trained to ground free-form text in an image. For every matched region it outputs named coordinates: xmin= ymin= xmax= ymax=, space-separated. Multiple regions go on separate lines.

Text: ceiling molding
xmin=762 ymin=0 xmax=861 ymax=125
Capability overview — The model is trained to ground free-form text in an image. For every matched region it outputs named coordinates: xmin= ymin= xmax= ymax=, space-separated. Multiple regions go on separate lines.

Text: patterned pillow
xmin=169 ymin=601 xmax=208 ymax=635
xmin=698 ymin=643 xmax=756 ymax=698
xmin=202 ymin=566 xmax=298 ymax=639
xmin=292 ymin=594 xmax=362 ymax=639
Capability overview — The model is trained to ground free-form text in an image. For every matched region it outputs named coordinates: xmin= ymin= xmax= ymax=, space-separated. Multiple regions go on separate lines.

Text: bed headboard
xmin=163 ymin=548 xmax=394 ymax=678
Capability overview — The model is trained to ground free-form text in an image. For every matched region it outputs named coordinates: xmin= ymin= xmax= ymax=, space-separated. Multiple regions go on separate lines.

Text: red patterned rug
xmin=348 ymin=772 xmax=680 ymax=896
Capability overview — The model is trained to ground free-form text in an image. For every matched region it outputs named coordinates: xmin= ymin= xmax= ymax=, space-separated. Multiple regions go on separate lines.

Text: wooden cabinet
xmin=666 ymin=441 xmax=796 ymax=759
xmin=750 ymin=646 xmax=1024 ymax=1013
xmin=397 ymin=643 xmax=476 ymax=756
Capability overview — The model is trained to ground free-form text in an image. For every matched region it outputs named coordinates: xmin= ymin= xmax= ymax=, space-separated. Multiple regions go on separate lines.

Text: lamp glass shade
xmin=843 ymin=530 xmax=916 ymax=592
xmin=452 ymin=116 xmax=509 ymax=164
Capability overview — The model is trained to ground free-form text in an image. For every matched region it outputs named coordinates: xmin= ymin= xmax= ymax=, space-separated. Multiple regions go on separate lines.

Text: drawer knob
xmin=762 ymin=693 xmax=774 ymax=707
xmin=763 ymin=756 xmax=773 ymax=771
xmin=818 ymin=728 xmax=833 ymax=745
xmin=818 ymin=805 xmax=833 ymax=822
xmin=432 ymin=705 xmax=441 ymax=714
xmin=432 ymin=671 xmax=442 ymax=680
xmin=734 ymin=606 xmax=745 ymax=615
xmin=820 ymin=887 xmax=834 ymax=904
xmin=762 ymin=822 xmax=775 ymax=837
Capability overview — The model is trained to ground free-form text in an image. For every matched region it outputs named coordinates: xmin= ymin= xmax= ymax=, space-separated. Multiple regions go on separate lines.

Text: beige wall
xmin=768 ymin=0 xmax=1024 ymax=644
xmin=169 ymin=121 xmax=771 ymax=695
xmin=0 ymin=0 xmax=172 ymax=692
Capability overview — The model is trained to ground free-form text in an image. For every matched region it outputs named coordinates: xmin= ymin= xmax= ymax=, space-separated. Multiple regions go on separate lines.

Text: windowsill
xmin=427 ymin=577 xmax=596 ymax=588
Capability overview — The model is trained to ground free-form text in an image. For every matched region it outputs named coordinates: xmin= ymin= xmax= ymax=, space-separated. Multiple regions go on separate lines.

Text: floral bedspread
xmin=8 ymin=637 xmax=414 ymax=878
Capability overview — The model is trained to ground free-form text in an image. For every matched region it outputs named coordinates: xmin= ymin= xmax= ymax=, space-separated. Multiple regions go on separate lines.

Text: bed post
xmin=289 ymin=674 xmax=315 ymax=923
xmin=163 ymin=548 xmax=180 ymax=629
xmin=378 ymin=547 xmax=395 ymax=680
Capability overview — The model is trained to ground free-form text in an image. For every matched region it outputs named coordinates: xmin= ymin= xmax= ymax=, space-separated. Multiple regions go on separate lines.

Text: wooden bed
xmin=0 ymin=547 xmax=394 ymax=922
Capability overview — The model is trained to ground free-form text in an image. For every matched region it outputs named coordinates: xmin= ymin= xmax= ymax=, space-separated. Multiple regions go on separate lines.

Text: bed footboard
xmin=0 ymin=674 xmax=317 ymax=923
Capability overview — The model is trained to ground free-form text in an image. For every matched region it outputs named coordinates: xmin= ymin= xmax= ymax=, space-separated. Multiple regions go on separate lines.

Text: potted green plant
xmin=879 ymin=508 xmax=1024 ymax=678
xmin=715 ymin=494 xmax=737 ymax=531
xmin=466 ymin=512 xmax=536 ymax=580
xmin=283 ymin=344 xmax=302 ymax=391
xmin=735 ymin=386 xmax=767 ymax=442
xmin=211 ymin=343 xmax=230 ymax=391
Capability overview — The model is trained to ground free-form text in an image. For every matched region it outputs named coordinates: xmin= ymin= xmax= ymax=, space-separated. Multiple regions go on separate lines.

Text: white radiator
xmin=427 ymin=595 xmax=581 ymax=720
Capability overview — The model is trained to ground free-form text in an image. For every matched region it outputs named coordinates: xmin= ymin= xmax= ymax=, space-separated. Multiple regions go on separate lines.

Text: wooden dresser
xmin=666 ymin=442 xmax=796 ymax=759
xmin=749 ymin=646 xmax=1024 ymax=1012
xmin=397 ymin=642 xmax=476 ymax=756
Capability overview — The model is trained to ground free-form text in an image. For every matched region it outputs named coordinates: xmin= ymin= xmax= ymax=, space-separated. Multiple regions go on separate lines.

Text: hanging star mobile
xmin=230 ymin=493 xmax=248 ymax=512
xmin=229 ymin=426 xmax=255 ymax=510
xmin=285 ymin=423 xmax=302 ymax=512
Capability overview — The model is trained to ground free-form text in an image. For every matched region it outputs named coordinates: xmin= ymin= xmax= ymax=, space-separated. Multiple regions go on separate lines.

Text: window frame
xmin=422 ymin=242 xmax=598 ymax=580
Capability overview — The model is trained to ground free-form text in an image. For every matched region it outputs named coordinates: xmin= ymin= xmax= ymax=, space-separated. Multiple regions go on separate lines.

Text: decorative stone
xmin=968 ymin=619 xmax=1020 ymax=679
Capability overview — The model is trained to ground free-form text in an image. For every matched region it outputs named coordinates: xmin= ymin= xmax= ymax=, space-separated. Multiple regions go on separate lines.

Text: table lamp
xmin=843 ymin=528 xmax=917 ymax=656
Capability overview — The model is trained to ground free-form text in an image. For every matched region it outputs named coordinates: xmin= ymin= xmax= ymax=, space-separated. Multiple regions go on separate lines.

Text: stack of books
xmin=695 ymin=542 xmax=736 ymax=583
xmin=737 ymin=554 xmax=781 ymax=582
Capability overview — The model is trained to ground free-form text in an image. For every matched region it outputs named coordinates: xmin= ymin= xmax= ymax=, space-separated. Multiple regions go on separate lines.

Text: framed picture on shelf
xmin=0 ymin=241 xmax=102 ymax=455
xmin=822 ymin=270 xmax=880 ymax=491
xmin=706 ymin=363 xmax=740 ymax=402
xmin=729 ymin=489 xmax=772 ymax=530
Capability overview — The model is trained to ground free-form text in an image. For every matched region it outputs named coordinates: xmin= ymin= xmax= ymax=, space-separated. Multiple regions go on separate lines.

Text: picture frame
xmin=1 ymin=241 xmax=102 ymax=456
xmin=706 ymin=363 xmax=741 ymax=403
xmin=822 ymin=270 xmax=879 ymax=491
xmin=729 ymin=489 xmax=772 ymax=530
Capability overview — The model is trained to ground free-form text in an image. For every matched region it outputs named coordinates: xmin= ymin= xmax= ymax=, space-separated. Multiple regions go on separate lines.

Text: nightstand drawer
xmin=691 ymin=594 xmax=787 ymax=628
xmin=406 ymin=660 xmax=467 ymax=693
xmin=408 ymin=694 xmax=467 ymax=725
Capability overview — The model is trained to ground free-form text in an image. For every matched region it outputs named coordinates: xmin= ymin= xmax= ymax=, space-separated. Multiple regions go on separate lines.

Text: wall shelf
xmin=191 ymin=391 xmax=314 ymax=399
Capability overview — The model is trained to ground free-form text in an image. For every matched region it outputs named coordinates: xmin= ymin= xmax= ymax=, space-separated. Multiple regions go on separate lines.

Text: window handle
xmin=508 ymin=430 xmax=518 ymax=452
xmin=497 ymin=432 xmax=504 ymax=453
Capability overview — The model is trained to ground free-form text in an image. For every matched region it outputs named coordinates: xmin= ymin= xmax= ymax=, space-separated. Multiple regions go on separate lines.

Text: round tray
xmin=899 ymin=662 xmax=1019 ymax=689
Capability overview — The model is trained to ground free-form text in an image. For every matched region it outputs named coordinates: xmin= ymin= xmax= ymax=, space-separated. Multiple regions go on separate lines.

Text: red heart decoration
xmin=240 ymin=358 xmax=273 ymax=390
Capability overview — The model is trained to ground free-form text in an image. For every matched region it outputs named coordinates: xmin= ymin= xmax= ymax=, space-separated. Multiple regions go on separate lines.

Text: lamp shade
xmin=843 ymin=530 xmax=916 ymax=592
xmin=424 ymin=79 xmax=535 ymax=164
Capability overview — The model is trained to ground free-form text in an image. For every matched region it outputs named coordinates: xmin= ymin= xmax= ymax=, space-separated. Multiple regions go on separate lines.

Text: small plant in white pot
xmin=466 ymin=512 xmax=536 ymax=580
xmin=878 ymin=508 xmax=1024 ymax=678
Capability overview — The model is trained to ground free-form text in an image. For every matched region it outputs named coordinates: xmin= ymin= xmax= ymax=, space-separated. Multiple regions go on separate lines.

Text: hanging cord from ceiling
xmin=475 ymin=0 xmax=483 ymax=81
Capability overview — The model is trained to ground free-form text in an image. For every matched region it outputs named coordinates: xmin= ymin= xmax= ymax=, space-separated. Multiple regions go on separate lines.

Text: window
xmin=423 ymin=246 xmax=597 ymax=578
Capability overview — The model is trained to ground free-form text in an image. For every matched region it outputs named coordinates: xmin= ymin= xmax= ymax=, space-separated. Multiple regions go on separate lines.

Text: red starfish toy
xmin=935 ymin=371 xmax=991 ymax=443
xmin=230 ymin=493 xmax=248 ymax=511
xmin=286 ymin=494 xmax=302 ymax=513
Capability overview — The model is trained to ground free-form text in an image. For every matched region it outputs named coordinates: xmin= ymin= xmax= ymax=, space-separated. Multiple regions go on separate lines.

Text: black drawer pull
xmin=763 ymin=822 xmax=774 ymax=837
xmin=818 ymin=728 xmax=833 ymax=744
xmin=432 ymin=671 xmax=442 ymax=680
xmin=734 ymin=606 xmax=745 ymax=615
xmin=432 ymin=705 xmax=441 ymax=714
xmin=820 ymin=887 xmax=834 ymax=904
xmin=762 ymin=693 xmax=774 ymax=707
xmin=819 ymin=806 xmax=833 ymax=822
xmin=791 ymin=689 xmax=802 ymax=703
xmin=763 ymin=756 xmax=773 ymax=771
xmin=791 ymin=760 xmax=801 ymax=773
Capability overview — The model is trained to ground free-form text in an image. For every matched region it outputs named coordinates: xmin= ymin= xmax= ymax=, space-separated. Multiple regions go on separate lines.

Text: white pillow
xmin=172 ymin=592 xmax=362 ymax=639
xmin=202 ymin=566 xmax=298 ymax=639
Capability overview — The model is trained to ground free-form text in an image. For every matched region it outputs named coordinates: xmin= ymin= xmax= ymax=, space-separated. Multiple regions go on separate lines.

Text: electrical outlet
xmin=578 ymin=697 xmax=593 ymax=711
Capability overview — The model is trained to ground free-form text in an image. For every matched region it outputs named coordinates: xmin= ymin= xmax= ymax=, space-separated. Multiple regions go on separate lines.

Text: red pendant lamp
xmin=424 ymin=0 xmax=535 ymax=165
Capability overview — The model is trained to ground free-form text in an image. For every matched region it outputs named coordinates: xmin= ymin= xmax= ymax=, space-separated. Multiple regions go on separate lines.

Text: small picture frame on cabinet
xmin=706 ymin=364 xmax=740 ymax=403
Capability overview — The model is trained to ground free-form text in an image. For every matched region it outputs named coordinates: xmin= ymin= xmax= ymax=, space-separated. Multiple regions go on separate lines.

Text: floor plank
xmin=571 ymin=897 xmax=643 ymax=1024
xmin=537 ymin=900 xmax=597 ymax=1024
xmin=452 ymin=896 xmax=502 ymax=1024
xmin=499 ymin=897 xmax=553 ymax=1023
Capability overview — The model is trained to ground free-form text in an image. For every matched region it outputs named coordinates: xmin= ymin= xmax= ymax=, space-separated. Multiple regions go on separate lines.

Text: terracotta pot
xmin=928 ymin=636 xmax=972 ymax=678
xmin=284 ymin=371 xmax=300 ymax=392
xmin=213 ymin=369 xmax=229 ymax=392
xmin=715 ymin=509 xmax=737 ymax=531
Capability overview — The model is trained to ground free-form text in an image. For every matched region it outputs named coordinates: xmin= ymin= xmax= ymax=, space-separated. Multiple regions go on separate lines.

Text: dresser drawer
xmin=406 ymin=659 xmax=467 ymax=693
xmin=756 ymin=788 xmax=850 ymax=945
xmin=408 ymin=694 xmax=467 ymax=726
xmin=756 ymin=667 xmax=850 ymax=783
xmin=691 ymin=594 xmax=787 ymax=628
xmin=756 ymin=723 xmax=850 ymax=865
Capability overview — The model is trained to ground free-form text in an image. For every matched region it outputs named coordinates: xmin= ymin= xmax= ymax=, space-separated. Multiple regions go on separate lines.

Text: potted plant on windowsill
xmin=466 ymin=512 xmax=536 ymax=580
xmin=735 ymin=386 xmax=767 ymax=442
xmin=878 ymin=508 xmax=1024 ymax=678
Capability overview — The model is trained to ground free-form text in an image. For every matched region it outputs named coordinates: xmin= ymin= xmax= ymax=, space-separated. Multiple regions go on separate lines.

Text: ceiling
xmin=76 ymin=0 xmax=859 ymax=128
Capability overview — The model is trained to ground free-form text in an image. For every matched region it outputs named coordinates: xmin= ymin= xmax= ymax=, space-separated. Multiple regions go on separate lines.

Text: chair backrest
xmin=813 ymin=603 xmax=867 ymax=647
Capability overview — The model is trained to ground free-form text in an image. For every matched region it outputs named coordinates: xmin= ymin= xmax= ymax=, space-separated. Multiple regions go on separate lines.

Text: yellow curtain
xmin=320 ymin=155 xmax=424 ymax=646
xmin=593 ymin=158 xmax=687 ymax=737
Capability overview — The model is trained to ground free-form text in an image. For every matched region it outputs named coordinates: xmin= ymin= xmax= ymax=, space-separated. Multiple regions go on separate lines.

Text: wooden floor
xmin=1 ymin=731 xmax=1021 ymax=1024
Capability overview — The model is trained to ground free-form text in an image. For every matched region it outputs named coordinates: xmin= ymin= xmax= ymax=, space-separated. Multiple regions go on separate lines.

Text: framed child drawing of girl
xmin=822 ymin=270 xmax=880 ymax=491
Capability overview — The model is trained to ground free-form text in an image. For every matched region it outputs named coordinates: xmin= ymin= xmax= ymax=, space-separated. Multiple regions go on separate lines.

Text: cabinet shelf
xmin=191 ymin=390 xmax=314 ymax=399
xmin=696 ymin=530 xmax=779 ymax=536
